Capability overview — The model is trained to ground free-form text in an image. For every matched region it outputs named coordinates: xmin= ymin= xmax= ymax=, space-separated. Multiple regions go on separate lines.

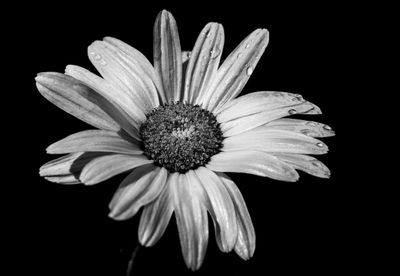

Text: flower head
xmin=36 ymin=10 xmax=334 ymax=270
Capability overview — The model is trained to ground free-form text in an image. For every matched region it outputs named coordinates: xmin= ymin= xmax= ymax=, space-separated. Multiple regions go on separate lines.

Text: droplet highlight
xmin=288 ymin=109 xmax=297 ymax=115
xmin=306 ymin=121 xmax=318 ymax=127
xmin=323 ymin=125 xmax=332 ymax=130
xmin=90 ymin=52 xmax=102 ymax=61
xmin=245 ymin=43 xmax=250 ymax=48
xmin=237 ymin=53 xmax=242 ymax=58
xmin=246 ymin=66 xmax=253 ymax=76
xmin=316 ymin=142 xmax=324 ymax=148
xmin=210 ymin=48 xmax=221 ymax=59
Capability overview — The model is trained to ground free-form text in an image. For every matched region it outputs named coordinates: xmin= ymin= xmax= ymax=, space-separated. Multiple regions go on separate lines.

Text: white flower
xmin=36 ymin=10 xmax=334 ymax=270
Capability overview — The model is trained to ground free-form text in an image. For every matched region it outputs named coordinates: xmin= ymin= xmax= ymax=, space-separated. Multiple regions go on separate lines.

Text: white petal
xmin=65 ymin=65 xmax=144 ymax=140
xmin=79 ymin=154 xmax=152 ymax=185
xmin=138 ymin=173 xmax=173 ymax=246
xmin=217 ymin=173 xmax=255 ymax=260
xmin=44 ymin=175 xmax=81 ymax=185
xmin=39 ymin=152 xmax=104 ymax=184
xmin=263 ymin=118 xmax=335 ymax=138
xmin=35 ymin=72 xmax=120 ymax=131
xmin=216 ymin=91 xmax=306 ymax=120
xmin=185 ymin=23 xmax=224 ymax=104
xmin=207 ymin=150 xmax=299 ymax=182
xmin=46 ymin=130 xmax=142 ymax=154
xmin=220 ymin=100 xmax=321 ymax=137
xmin=170 ymin=172 xmax=208 ymax=270
xmin=153 ymin=10 xmax=182 ymax=102
xmin=88 ymin=41 xmax=158 ymax=112
xmin=202 ymin=29 xmax=269 ymax=112
xmin=103 ymin=36 xmax=165 ymax=104
xmin=109 ymin=165 xmax=168 ymax=220
xmin=193 ymin=167 xmax=237 ymax=252
xmin=271 ymin=153 xmax=331 ymax=178
xmin=222 ymin=129 xmax=329 ymax=155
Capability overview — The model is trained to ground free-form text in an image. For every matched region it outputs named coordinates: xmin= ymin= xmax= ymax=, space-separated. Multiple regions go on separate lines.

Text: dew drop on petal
xmin=306 ymin=121 xmax=318 ymax=127
xmin=316 ymin=142 xmax=324 ymax=147
xmin=210 ymin=48 xmax=221 ymax=59
xmin=245 ymin=43 xmax=250 ymax=48
xmin=301 ymin=129 xmax=312 ymax=136
xmin=91 ymin=52 xmax=102 ymax=60
xmin=246 ymin=66 xmax=253 ymax=76
xmin=237 ymin=53 xmax=242 ymax=58
xmin=323 ymin=125 xmax=332 ymax=130
xmin=288 ymin=109 xmax=297 ymax=115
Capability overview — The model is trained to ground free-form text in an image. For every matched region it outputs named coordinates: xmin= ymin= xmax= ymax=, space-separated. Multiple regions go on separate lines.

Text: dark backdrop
xmin=10 ymin=2 xmax=361 ymax=276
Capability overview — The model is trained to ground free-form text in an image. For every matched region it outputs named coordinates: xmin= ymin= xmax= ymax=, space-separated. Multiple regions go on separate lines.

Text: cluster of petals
xmin=36 ymin=10 xmax=334 ymax=270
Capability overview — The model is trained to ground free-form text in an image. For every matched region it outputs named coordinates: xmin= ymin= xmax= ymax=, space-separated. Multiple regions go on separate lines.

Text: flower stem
xmin=126 ymin=242 xmax=141 ymax=276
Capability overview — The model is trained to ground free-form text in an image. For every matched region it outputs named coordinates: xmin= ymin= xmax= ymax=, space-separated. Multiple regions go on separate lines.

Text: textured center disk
xmin=140 ymin=102 xmax=223 ymax=173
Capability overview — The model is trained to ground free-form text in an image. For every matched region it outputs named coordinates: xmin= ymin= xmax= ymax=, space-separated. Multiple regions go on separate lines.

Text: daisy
xmin=36 ymin=10 xmax=334 ymax=270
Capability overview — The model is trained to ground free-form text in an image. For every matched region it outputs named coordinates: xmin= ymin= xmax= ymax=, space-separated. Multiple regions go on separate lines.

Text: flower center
xmin=140 ymin=102 xmax=223 ymax=173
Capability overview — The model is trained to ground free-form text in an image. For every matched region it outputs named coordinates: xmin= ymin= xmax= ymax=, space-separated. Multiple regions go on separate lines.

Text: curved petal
xmin=193 ymin=167 xmax=237 ymax=252
xmin=170 ymin=172 xmax=208 ymax=270
xmin=201 ymin=29 xmax=269 ymax=112
xmin=103 ymin=36 xmax=166 ymax=104
xmin=109 ymin=165 xmax=168 ymax=220
xmin=222 ymin=129 xmax=329 ymax=155
xmin=46 ymin=130 xmax=142 ymax=154
xmin=39 ymin=152 xmax=105 ymax=184
xmin=138 ymin=174 xmax=174 ymax=246
xmin=215 ymin=91 xmax=307 ymax=121
xmin=79 ymin=154 xmax=152 ymax=185
xmin=153 ymin=10 xmax=182 ymax=102
xmin=88 ymin=41 xmax=158 ymax=112
xmin=217 ymin=173 xmax=255 ymax=260
xmin=271 ymin=153 xmax=331 ymax=178
xmin=185 ymin=23 xmax=224 ymax=104
xmin=263 ymin=118 xmax=335 ymax=138
xmin=65 ymin=65 xmax=144 ymax=140
xmin=220 ymin=100 xmax=321 ymax=137
xmin=44 ymin=175 xmax=81 ymax=185
xmin=207 ymin=150 xmax=299 ymax=182
xmin=35 ymin=72 xmax=121 ymax=131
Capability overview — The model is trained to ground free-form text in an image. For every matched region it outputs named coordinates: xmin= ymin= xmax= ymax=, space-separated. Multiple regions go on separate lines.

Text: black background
xmin=8 ymin=2 xmax=368 ymax=276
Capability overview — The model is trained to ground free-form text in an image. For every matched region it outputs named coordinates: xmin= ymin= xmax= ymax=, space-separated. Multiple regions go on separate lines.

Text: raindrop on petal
xmin=306 ymin=121 xmax=318 ymax=127
xmin=245 ymin=43 xmax=250 ymax=48
xmin=90 ymin=52 xmax=102 ymax=60
xmin=210 ymin=47 xmax=221 ymax=59
xmin=288 ymin=109 xmax=297 ymax=115
xmin=323 ymin=125 xmax=332 ymax=130
xmin=237 ymin=53 xmax=242 ymax=58
xmin=301 ymin=129 xmax=312 ymax=136
xmin=316 ymin=142 xmax=324 ymax=147
xmin=246 ymin=66 xmax=253 ymax=76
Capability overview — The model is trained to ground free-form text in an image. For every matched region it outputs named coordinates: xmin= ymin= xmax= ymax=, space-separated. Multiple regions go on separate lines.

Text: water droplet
xmin=210 ymin=47 xmax=221 ymax=59
xmin=301 ymin=129 xmax=312 ymax=136
xmin=306 ymin=121 xmax=317 ymax=127
xmin=323 ymin=125 xmax=332 ymax=130
xmin=91 ymin=53 xmax=101 ymax=60
xmin=246 ymin=66 xmax=253 ymax=76
xmin=316 ymin=142 xmax=324 ymax=147
xmin=245 ymin=43 xmax=250 ymax=48
xmin=237 ymin=53 xmax=242 ymax=58
xmin=288 ymin=109 xmax=297 ymax=115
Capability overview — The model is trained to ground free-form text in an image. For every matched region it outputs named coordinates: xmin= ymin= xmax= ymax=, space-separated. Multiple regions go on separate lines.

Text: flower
xmin=36 ymin=10 xmax=334 ymax=270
